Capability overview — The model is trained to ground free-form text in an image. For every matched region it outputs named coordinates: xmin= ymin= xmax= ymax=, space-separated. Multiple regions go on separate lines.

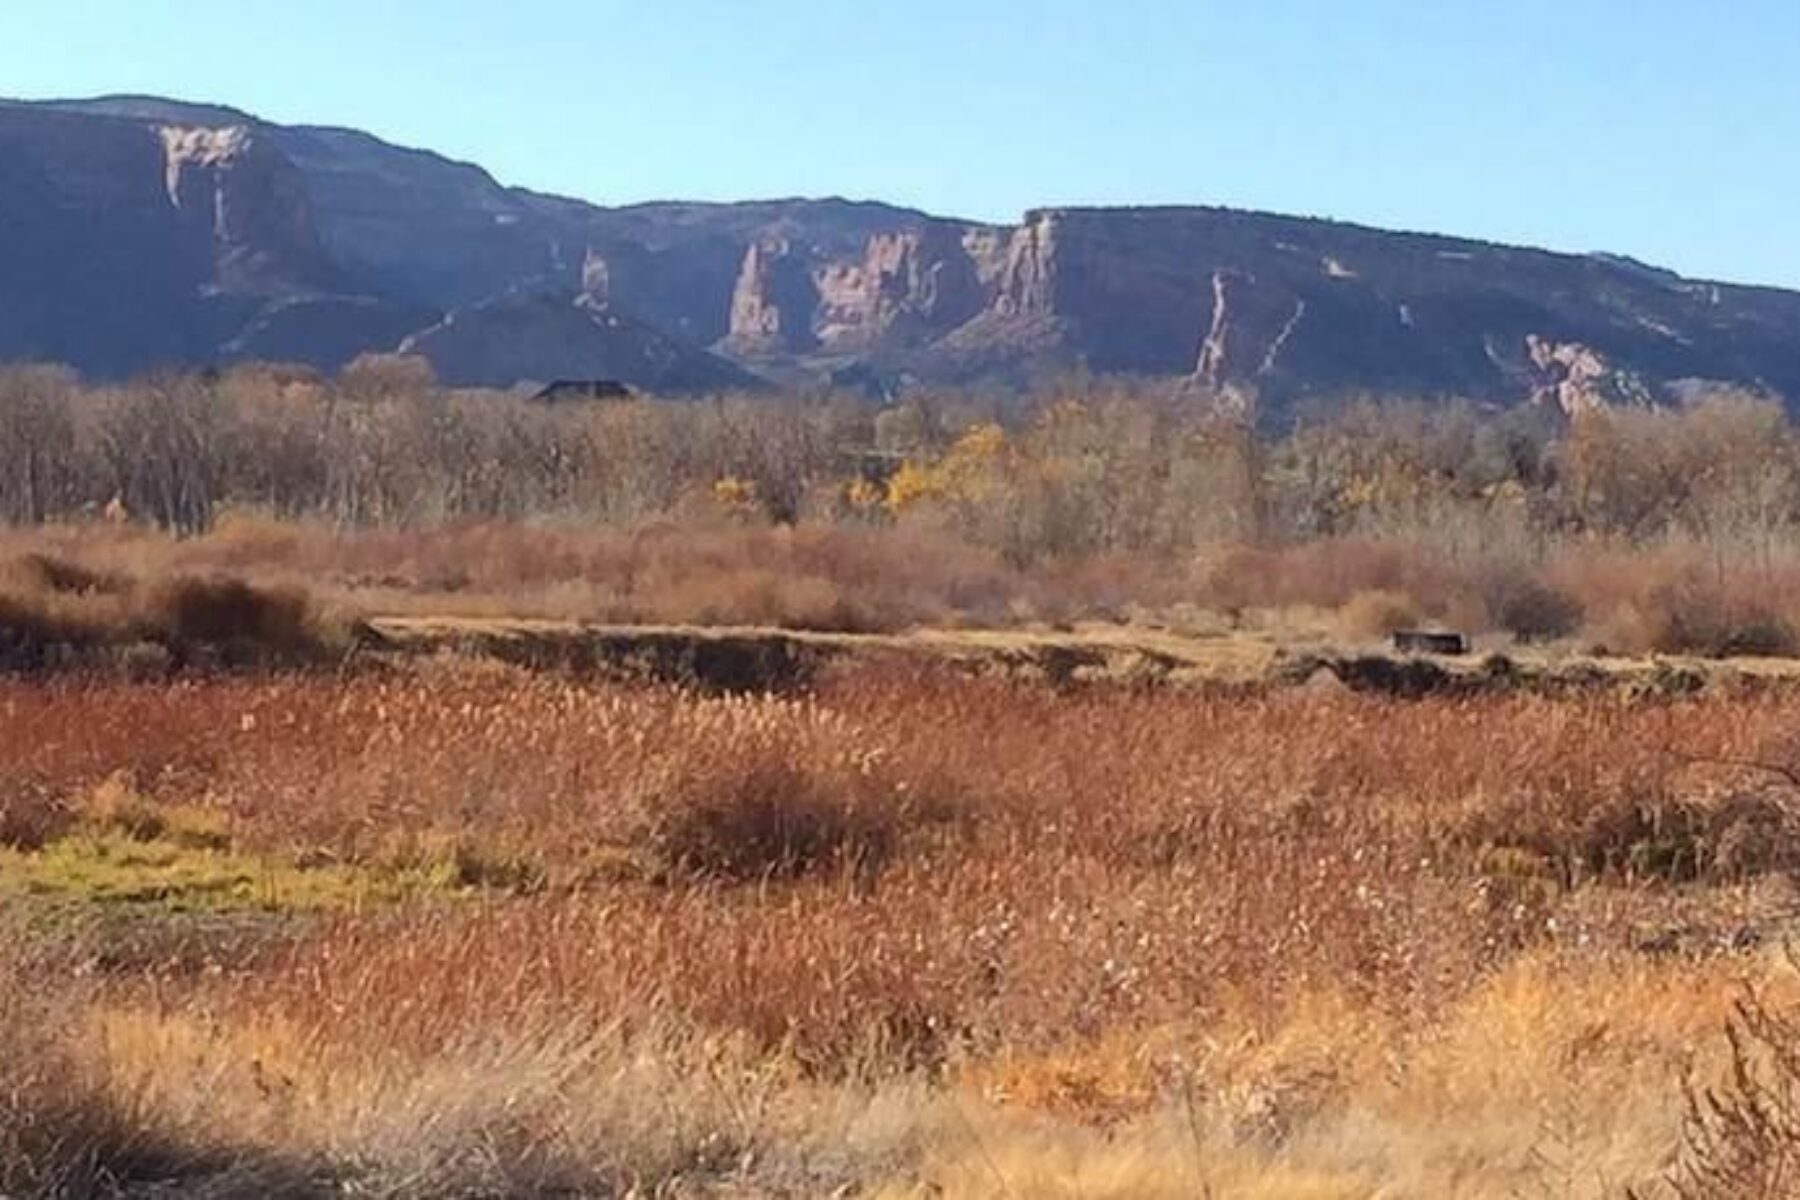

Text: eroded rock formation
xmin=7 ymin=94 xmax=1800 ymax=408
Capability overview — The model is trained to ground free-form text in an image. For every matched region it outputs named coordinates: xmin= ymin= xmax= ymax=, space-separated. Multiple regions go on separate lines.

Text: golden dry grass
xmin=5 ymin=662 xmax=1800 ymax=1194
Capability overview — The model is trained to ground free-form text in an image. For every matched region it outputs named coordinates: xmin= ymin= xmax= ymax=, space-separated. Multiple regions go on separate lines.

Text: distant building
xmin=531 ymin=379 xmax=635 ymax=403
xmin=1392 ymin=630 xmax=1470 ymax=657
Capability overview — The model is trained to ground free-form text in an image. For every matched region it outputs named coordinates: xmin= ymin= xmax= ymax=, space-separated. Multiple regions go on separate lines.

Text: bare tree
xmin=0 ymin=365 xmax=80 ymax=524
xmin=95 ymin=373 xmax=226 ymax=534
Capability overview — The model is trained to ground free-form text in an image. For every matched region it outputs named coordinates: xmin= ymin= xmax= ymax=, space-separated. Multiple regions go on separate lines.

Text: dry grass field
xmin=13 ymin=324 xmax=1800 ymax=1197
xmin=7 ymin=649 xmax=1800 ymax=1196
xmin=6 ymin=513 xmax=1800 ymax=1195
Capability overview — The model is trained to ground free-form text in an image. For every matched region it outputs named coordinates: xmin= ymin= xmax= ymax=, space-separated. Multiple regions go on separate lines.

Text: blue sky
xmin=8 ymin=1 xmax=1798 ymax=286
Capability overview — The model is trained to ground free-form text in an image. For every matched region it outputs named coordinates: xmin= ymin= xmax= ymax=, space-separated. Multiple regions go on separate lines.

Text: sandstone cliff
xmin=700 ymin=203 xmax=1800 ymax=410
xmin=158 ymin=123 xmax=342 ymax=296
xmin=0 ymin=101 xmax=420 ymax=375
xmin=8 ymin=94 xmax=1800 ymax=410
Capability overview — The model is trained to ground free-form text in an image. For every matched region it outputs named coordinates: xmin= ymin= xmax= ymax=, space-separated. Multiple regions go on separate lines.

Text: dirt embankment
xmin=363 ymin=617 xmax=1800 ymax=697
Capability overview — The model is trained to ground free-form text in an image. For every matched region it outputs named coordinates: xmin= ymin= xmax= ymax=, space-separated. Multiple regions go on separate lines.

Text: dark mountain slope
xmin=5 ymin=94 xmax=1800 ymax=409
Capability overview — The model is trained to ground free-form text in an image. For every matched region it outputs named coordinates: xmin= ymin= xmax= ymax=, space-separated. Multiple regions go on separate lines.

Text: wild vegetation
xmin=4 ymin=361 xmax=1800 ymax=655
xmin=4 ymin=663 xmax=1800 ymax=1195
xmin=9 ymin=363 xmax=1800 ymax=1195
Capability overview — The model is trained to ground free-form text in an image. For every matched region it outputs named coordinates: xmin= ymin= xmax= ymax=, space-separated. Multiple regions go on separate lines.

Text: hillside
xmin=4 ymin=94 xmax=1800 ymax=409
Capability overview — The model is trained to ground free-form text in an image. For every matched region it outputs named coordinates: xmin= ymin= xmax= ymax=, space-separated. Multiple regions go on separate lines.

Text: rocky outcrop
xmin=725 ymin=239 xmax=820 ymax=355
xmin=0 ymin=102 xmax=423 ymax=376
xmin=1526 ymin=336 xmax=1652 ymax=416
xmin=0 ymin=98 xmax=759 ymax=389
xmin=813 ymin=224 xmax=986 ymax=349
xmin=986 ymin=212 xmax=1060 ymax=317
xmin=10 ymin=95 xmax=1800 ymax=408
xmin=0 ymin=104 xmax=206 ymax=374
xmin=722 ymin=221 xmax=990 ymax=357
xmin=919 ymin=206 xmax=1800 ymax=413
xmin=1196 ymin=270 xmax=1308 ymax=387
xmin=159 ymin=124 xmax=344 ymax=296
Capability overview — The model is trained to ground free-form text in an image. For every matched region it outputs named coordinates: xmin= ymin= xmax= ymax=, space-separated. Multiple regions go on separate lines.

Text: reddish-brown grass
xmin=14 ymin=518 xmax=1800 ymax=657
xmin=0 ymin=548 xmax=342 ymax=671
xmin=6 ymin=663 xmax=1800 ymax=1194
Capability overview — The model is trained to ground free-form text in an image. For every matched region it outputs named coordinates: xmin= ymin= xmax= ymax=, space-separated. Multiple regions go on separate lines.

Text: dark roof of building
xmin=531 ymin=379 xmax=635 ymax=402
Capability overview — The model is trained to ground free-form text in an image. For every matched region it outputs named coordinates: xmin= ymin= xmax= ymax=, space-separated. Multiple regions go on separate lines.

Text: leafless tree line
xmin=1 ymin=358 xmax=1796 ymax=566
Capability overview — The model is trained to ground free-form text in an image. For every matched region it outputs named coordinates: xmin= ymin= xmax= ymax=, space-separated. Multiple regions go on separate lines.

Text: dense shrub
xmin=1651 ymin=582 xmax=1800 ymax=658
xmin=0 ymin=555 xmax=341 ymax=670
xmin=143 ymin=576 xmax=321 ymax=657
xmin=1480 ymin=572 xmax=1584 ymax=642
xmin=624 ymin=733 xmax=953 ymax=883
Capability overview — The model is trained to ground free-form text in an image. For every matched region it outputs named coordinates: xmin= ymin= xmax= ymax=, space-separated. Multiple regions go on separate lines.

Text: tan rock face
xmin=0 ymin=102 xmax=388 ymax=376
xmin=1526 ymin=335 xmax=1651 ymax=416
xmin=580 ymin=248 xmax=611 ymax=302
xmin=813 ymin=225 xmax=985 ymax=349
xmin=725 ymin=222 xmax=992 ymax=355
xmin=12 ymin=97 xmax=1800 ymax=402
xmin=1196 ymin=270 xmax=1308 ymax=388
xmin=694 ymin=203 xmax=1800 ymax=406
xmin=725 ymin=238 xmax=818 ymax=354
xmin=988 ymin=211 xmax=1061 ymax=317
xmin=158 ymin=124 xmax=339 ymax=295
xmin=158 ymin=125 xmax=251 ymax=204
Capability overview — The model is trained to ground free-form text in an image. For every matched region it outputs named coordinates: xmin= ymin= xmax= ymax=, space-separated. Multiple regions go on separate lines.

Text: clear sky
xmin=8 ymin=1 xmax=1798 ymax=286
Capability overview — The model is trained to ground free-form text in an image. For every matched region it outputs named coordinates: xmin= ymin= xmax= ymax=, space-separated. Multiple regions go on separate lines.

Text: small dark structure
xmin=532 ymin=379 xmax=635 ymax=403
xmin=1392 ymin=629 xmax=1470 ymax=656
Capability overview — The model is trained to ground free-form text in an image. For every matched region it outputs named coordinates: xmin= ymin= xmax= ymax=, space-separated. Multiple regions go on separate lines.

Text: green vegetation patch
xmin=0 ymin=830 xmax=463 ymax=915
xmin=0 ymin=767 xmax=552 ymax=919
